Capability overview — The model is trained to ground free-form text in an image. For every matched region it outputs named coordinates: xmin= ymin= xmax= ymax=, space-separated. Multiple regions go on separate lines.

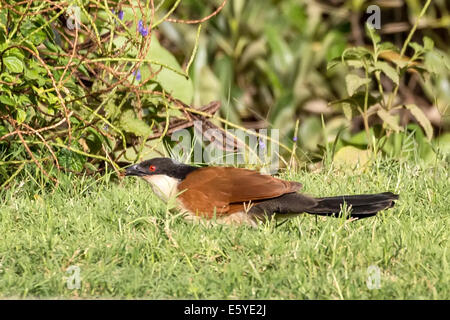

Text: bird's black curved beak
xmin=125 ymin=164 xmax=143 ymax=176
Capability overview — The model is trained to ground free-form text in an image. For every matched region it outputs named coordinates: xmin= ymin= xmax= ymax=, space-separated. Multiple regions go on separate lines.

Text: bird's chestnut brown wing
xmin=177 ymin=167 xmax=301 ymax=217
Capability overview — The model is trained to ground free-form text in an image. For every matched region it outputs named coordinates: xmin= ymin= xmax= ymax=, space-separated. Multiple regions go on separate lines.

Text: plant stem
xmin=386 ymin=0 xmax=432 ymax=111
xmin=362 ymin=60 xmax=372 ymax=149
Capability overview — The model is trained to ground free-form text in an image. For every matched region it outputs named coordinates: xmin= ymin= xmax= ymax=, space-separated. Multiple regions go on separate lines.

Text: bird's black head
xmin=125 ymin=157 xmax=197 ymax=180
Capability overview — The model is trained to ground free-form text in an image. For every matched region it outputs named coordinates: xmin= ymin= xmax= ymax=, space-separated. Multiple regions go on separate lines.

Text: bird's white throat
xmin=142 ymin=174 xmax=179 ymax=202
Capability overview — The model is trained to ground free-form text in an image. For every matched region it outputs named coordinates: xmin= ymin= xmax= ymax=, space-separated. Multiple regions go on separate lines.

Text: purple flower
xmin=258 ymin=138 xmax=266 ymax=149
xmin=133 ymin=69 xmax=141 ymax=81
xmin=138 ymin=20 xmax=148 ymax=37
xmin=118 ymin=10 xmax=124 ymax=20
xmin=111 ymin=9 xmax=115 ymax=14
xmin=293 ymin=136 xmax=297 ymax=142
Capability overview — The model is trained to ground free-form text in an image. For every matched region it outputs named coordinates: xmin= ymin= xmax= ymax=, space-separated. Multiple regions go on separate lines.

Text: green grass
xmin=0 ymin=159 xmax=448 ymax=299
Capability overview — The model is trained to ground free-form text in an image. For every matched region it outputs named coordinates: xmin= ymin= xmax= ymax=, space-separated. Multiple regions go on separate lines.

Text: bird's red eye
xmin=149 ymin=165 xmax=156 ymax=172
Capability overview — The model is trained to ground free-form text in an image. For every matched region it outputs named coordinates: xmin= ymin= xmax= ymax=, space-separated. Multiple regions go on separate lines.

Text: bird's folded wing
xmin=177 ymin=167 xmax=301 ymax=216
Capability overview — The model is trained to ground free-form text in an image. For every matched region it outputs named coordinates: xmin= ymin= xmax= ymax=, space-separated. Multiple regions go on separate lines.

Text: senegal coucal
xmin=125 ymin=157 xmax=399 ymax=226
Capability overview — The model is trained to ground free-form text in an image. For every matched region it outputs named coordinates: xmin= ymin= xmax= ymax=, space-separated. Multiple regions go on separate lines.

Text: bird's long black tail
xmin=306 ymin=192 xmax=399 ymax=219
xmin=249 ymin=191 xmax=399 ymax=220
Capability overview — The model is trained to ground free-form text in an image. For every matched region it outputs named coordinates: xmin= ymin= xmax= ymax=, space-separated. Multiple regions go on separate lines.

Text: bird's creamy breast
xmin=142 ymin=175 xmax=179 ymax=201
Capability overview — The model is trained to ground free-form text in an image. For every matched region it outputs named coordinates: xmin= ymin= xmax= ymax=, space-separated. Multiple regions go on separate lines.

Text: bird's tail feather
xmin=306 ymin=192 xmax=399 ymax=219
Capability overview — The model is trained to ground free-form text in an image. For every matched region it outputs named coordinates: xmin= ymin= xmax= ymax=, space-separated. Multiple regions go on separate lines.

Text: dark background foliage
xmin=0 ymin=0 xmax=449 ymax=188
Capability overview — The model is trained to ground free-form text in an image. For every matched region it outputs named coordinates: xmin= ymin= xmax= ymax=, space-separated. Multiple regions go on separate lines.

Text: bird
xmin=125 ymin=157 xmax=399 ymax=227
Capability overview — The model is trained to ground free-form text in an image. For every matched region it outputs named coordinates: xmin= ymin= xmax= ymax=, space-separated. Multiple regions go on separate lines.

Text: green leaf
xmin=423 ymin=37 xmax=434 ymax=51
xmin=0 ymin=95 xmax=15 ymax=106
xmin=424 ymin=51 xmax=447 ymax=74
xmin=330 ymin=92 xmax=381 ymax=109
xmin=119 ymin=109 xmax=152 ymax=137
xmin=391 ymin=58 xmax=409 ymax=69
xmin=239 ymin=37 xmax=267 ymax=69
xmin=255 ymin=58 xmax=282 ymax=95
xmin=342 ymin=47 xmax=372 ymax=60
xmin=0 ymin=73 xmax=18 ymax=83
xmin=264 ymin=25 xmax=294 ymax=74
xmin=24 ymin=67 xmax=40 ymax=80
xmin=16 ymin=108 xmax=27 ymax=124
xmin=377 ymin=108 xmax=403 ymax=132
xmin=145 ymin=38 xmax=193 ymax=104
xmin=3 ymin=56 xmax=24 ymax=73
xmin=17 ymin=95 xmax=31 ymax=106
xmin=84 ymin=162 xmax=98 ymax=172
xmin=342 ymin=103 xmax=352 ymax=121
xmin=347 ymin=129 xmax=372 ymax=147
xmin=326 ymin=58 xmax=341 ymax=71
xmin=375 ymin=61 xmax=399 ymax=85
xmin=44 ymin=39 xmax=59 ymax=53
xmin=57 ymin=148 xmax=86 ymax=172
xmin=409 ymin=42 xmax=424 ymax=55
xmin=0 ymin=125 xmax=8 ymax=138
xmin=196 ymin=65 xmax=221 ymax=106
xmin=65 ymin=80 xmax=85 ymax=98
xmin=104 ymin=99 xmax=121 ymax=120
xmin=333 ymin=145 xmax=371 ymax=170
xmin=281 ymin=1 xmax=307 ymax=32
xmin=404 ymin=104 xmax=433 ymax=140
xmin=378 ymin=42 xmax=397 ymax=53
xmin=326 ymin=31 xmax=346 ymax=61
xmin=346 ymin=60 xmax=365 ymax=69
xmin=345 ymin=74 xmax=370 ymax=96
xmin=84 ymin=128 xmax=104 ymax=154
xmin=435 ymin=133 xmax=450 ymax=156
xmin=20 ymin=20 xmax=47 ymax=45
xmin=6 ymin=48 xmax=24 ymax=60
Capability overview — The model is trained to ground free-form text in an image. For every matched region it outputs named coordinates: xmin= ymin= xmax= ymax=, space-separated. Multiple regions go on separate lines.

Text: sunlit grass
xmin=0 ymin=158 xmax=448 ymax=299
